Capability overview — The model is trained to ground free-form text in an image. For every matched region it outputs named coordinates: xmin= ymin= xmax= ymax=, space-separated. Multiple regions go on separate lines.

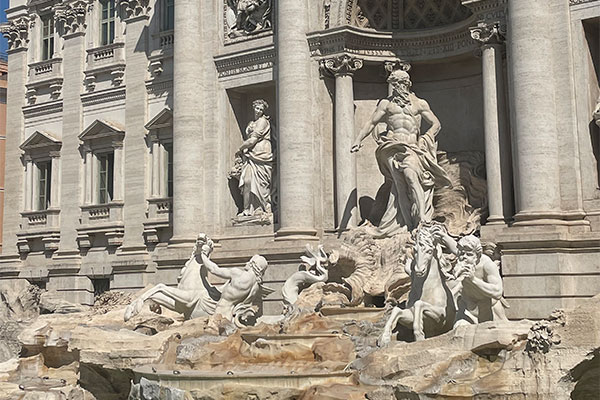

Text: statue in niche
xmin=124 ymin=234 xmax=271 ymax=327
xmin=226 ymin=0 xmax=272 ymax=38
xmin=351 ymin=66 xmax=452 ymax=237
xmin=229 ymin=99 xmax=273 ymax=224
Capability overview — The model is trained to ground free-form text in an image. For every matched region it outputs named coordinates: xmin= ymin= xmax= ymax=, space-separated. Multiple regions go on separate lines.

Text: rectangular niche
xmin=225 ymin=82 xmax=277 ymax=232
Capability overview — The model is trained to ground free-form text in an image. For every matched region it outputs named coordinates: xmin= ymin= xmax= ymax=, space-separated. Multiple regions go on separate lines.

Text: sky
xmin=0 ymin=0 xmax=8 ymax=56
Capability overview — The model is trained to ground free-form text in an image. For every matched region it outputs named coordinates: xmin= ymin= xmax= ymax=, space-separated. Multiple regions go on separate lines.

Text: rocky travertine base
xmin=0 ymin=280 xmax=597 ymax=399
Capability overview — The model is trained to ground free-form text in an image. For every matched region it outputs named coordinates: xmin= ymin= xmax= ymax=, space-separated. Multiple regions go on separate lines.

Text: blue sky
xmin=0 ymin=0 xmax=8 ymax=55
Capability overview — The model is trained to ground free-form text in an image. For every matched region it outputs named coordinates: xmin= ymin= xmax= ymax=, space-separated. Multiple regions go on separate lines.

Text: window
xmin=41 ymin=15 xmax=54 ymax=60
xmin=161 ymin=0 xmax=174 ymax=31
xmin=100 ymin=0 xmax=116 ymax=46
xmin=165 ymin=143 xmax=173 ymax=197
xmin=37 ymin=161 xmax=52 ymax=210
xmin=98 ymin=152 xmax=114 ymax=204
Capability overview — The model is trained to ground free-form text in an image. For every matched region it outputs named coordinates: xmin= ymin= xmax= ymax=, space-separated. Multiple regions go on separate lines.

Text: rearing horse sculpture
xmin=378 ymin=222 xmax=456 ymax=344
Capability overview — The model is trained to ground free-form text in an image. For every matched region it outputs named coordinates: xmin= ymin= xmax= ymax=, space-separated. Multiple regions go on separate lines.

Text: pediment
xmin=145 ymin=108 xmax=173 ymax=131
xmin=79 ymin=119 xmax=125 ymax=141
xmin=20 ymin=130 xmax=61 ymax=151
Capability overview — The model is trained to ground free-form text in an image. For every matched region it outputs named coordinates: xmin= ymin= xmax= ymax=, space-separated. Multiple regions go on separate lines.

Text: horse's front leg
xmin=413 ymin=300 xmax=447 ymax=341
xmin=378 ymin=307 xmax=414 ymax=347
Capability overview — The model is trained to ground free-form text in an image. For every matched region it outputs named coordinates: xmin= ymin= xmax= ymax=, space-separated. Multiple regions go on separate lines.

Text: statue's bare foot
xmin=124 ymin=298 xmax=144 ymax=322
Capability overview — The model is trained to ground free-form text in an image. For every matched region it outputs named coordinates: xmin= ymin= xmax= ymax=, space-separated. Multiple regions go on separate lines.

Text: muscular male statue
xmin=351 ymin=68 xmax=451 ymax=236
xmin=435 ymin=231 xmax=508 ymax=325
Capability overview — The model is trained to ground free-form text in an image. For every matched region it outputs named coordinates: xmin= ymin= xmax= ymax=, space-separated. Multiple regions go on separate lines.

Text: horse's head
xmin=412 ymin=224 xmax=438 ymax=278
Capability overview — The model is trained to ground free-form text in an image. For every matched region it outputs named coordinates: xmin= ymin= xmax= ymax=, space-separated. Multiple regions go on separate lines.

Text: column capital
xmin=117 ymin=0 xmax=151 ymax=20
xmin=0 ymin=16 xmax=31 ymax=51
xmin=54 ymin=0 xmax=90 ymax=36
xmin=321 ymin=55 xmax=364 ymax=77
xmin=470 ymin=20 xmax=506 ymax=46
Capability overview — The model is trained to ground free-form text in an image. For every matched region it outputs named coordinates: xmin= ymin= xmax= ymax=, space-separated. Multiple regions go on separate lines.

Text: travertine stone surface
xmin=276 ymin=0 xmax=317 ymax=238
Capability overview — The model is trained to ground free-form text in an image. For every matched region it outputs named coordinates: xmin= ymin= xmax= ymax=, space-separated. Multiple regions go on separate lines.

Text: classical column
xmin=1 ymin=16 xmax=29 ymax=253
xmin=470 ymin=21 xmax=513 ymax=225
xmin=507 ymin=0 xmax=562 ymax=223
xmin=276 ymin=0 xmax=317 ymax=239
xmin=322 ymin=55 xmax=363 ymax=230
xmin=49 ymin=152 xmax=61 ymax=208
xmin=112 ymin=141 xmax=124 ymax=201
xmin=172 ymin=0 xmax=203 ymax=243
xmin=121 ymin=4 xmax=150 ymax=249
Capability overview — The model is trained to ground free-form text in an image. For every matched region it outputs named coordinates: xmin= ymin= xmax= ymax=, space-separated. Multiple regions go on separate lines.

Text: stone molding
xmin=214 ymin=45 xmax=275 ymax=78
xmin=569 ymin=0 xmax=598 ymax=4
xmin=308 ymin=24 xmax=477 ymax=62
xmin=81 ymin=87 xmax=126 ymax=107
xmin=53 ymin=0 xmax=90 ymax=35
xmin=23 ymin=100 xmax=64 ymax=119
xmin=0 ymin=16 xmax=30 ymax=50
xmin=320 ymin=55 xmax=363 ymax=77
xmin=145 ymin=78 xmax=172 ymax=98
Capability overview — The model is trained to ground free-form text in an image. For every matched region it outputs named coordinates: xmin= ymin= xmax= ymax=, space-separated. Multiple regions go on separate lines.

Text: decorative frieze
xmin=54 ymin=0 xmax=89 ymax=35
xmin=214 ymin=45 xmax=275 ymax=78
xmin=0 ymin=16 xmax=30 ymax=50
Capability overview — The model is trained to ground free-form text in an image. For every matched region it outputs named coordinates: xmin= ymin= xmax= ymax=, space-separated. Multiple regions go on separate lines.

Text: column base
xmin=512 ymin=210 xmax=589 ymax=227
xmin=275 ymin=228 xmax=319 ymax=241
xmin=485 ymin=215 xmax=510 ymax=225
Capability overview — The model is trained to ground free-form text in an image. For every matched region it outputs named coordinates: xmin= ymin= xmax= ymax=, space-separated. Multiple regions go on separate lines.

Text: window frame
xmin=36 ymin=160 xmax=52 ymax=211
xmin=100 ymin=0 xmax=116 ymax=46
xmin=97 ymin=151 xmax=114 ymax=204
xmin=40 ymin=14 xmax=54 ymax=61
xmin=161 ymin=0 xmax=174 ymax=32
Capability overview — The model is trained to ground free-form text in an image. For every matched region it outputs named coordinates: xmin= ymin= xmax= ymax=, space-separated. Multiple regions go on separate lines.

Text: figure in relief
xmin=124 ymin=234 xmax=270 ymax=327
xmin=232 ymin=99 xmax=273 ymax=220
xmin=351 ymin=67 xmax=451 ymax=237
xmin=226 ymin=0 xmax=272 ymax=38
xmin=434 ymin=230 xmax=508 ymax=326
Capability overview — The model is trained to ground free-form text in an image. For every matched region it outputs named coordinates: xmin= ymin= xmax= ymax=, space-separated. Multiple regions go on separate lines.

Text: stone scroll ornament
xmin=226 ymin=0 xmax=272 ymax=38
xmin=377 ymin=222 xmax=509 ymax=345
xmin=124 ymin=234 xmax=273 ymax=328
xmin=229 ymin=99 xmax=274 ymax=224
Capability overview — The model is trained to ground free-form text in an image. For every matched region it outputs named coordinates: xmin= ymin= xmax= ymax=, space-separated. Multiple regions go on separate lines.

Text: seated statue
xmin=124 ymin=234 xmax=270 ymax=327
xmin=227 ymin=0 xmax=272 ymax=37
xmin=434 ymin=230 xmax=508 ymax=326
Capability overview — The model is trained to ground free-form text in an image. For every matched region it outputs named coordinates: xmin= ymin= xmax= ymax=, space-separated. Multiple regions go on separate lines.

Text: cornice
xmin=23 ymin=99 xmax=63 ymax=119
xmin=81 ymin=86 xmax=126 ymax=107
xmin=214 ymin=45 xmax=275 ymax=78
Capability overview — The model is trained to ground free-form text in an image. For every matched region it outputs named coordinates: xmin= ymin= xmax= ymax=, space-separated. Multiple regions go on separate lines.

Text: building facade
xmin=0 ymin=0 xmax=598 ymax=318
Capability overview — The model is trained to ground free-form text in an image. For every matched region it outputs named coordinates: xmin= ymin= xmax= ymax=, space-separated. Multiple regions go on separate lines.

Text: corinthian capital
xmin=0 ymin=16 xmax=30 ymax=51
xmin=470 ymin=20 xmax=505 ymax=45
xmin=117 ymin=0 xmax=151 ymax=19
xmin=321 ymin=55 xmax=364 ymax=76
xmin=54 ymin=0 xmax=90 ymax=35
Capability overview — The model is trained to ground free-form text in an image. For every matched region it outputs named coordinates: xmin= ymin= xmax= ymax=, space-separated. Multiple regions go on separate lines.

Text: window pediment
xmin=79 ymin=119 xmax=125 ymax=142
xmin=20 ymin=130 xmax=62 ymax=152
xmin=145 ymin=108 xmax=173 ymax=131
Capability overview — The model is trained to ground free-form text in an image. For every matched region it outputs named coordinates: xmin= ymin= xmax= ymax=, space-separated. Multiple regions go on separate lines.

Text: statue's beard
xmin=391 ymin=84 xmax=411 ymax=107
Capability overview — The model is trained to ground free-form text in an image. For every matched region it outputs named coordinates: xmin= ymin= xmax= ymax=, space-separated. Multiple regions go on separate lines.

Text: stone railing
xmin=28 ymin=58 xmax=63 ymax=84
xmin=159 ymin=30 xmax=174 ymax=50
xmin=20 ymin=208 xmax=60 ymax=229
xmin=143 ymin=197 xmax=172 ymax=244
xmin=86 ymin=42 xmax=125 ymax=70
xmin=80 ymin=202 xmax=124 ymax=225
